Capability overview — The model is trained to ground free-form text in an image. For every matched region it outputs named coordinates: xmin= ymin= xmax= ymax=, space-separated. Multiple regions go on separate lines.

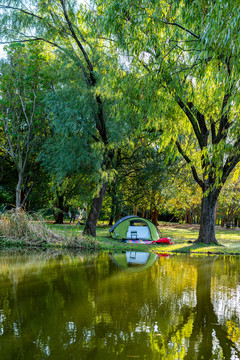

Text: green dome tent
xmin=109 ymin=216 xmax=160 ymax=241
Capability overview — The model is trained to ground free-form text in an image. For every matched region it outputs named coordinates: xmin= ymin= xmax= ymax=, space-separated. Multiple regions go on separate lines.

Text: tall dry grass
xmin=0 ymin=210 xmax=100 ymax=250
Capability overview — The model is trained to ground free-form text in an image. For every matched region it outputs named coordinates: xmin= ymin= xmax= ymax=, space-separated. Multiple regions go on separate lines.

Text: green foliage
xmin=0 ymin=185 xmax=14 ymax=205
xmin=43 ymin=174 xmax=95 ymax=215
xmin=39 ymin=61 xmax=104 ymax=179
xmin=1 ymin=0 xmax=240 ymax=239
xmin=96 ymin=0 xmax=240 ymax=188
xmin=0 ymin=42 xmax=51 ymax=206
xmin=121 ymin=139 xmax=178 ymax=209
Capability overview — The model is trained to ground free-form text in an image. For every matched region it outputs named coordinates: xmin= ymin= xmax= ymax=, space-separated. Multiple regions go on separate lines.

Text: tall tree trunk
xmin=83 ymin=181 xmax=108 ymax=237
xmin=16 ymin=171 xmax=23 ymax=208
xmin=196 ymin=191 xmax=218 ymax=244
xmin=83 ymin=149 xmax=115 ymax=237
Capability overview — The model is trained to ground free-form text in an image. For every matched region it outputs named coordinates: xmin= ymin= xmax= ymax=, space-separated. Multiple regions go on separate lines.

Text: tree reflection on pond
xmin=184 ymin=257 xmax=240 ymax=359
xmin=0 ymin=250 xmax=239 ymax=359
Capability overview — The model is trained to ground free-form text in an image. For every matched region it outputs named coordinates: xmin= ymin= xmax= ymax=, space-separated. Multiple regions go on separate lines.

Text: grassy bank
xmin=1 ymin=212 xmax=240 ymax=255
xmin=48 ymin=222 xmax=240 ymax=255
xmin=0 ymin=211 xmax=100 ymax=251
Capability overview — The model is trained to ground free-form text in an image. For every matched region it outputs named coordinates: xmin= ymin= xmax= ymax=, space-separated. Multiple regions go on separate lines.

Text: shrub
xmin=65 ymin=233 xmax=101 ymax=250
xmin=0 ymin=210 xmax=100 ymax=250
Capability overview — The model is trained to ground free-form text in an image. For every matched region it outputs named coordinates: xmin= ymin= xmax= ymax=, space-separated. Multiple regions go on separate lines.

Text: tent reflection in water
xmin=109 ymin=215 xmax=160 ymax=242
xmin=111 ymin=252 xmax=158 ymax=272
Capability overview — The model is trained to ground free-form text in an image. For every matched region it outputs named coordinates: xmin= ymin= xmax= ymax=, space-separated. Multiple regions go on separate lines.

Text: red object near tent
xmin=156 ymin=253 xmax=170 ymax=258
xmin=151 ymin=238 xmax=174 ymax=245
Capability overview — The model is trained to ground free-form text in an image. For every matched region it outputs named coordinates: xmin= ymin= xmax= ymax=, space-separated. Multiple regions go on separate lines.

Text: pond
xmin=0 ymin=250 xmax=239 ymax=360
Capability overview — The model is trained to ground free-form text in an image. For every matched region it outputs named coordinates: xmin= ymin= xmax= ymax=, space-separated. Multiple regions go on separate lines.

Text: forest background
xmin=0 ymin=0 xmax=240 ymax=245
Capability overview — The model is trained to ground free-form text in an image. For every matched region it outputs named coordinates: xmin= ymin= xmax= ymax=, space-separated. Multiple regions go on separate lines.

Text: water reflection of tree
xmin=183 ymin=257 xmax=240 ymax=359
xmin=0 ymin=253 xmax=240 ymax=359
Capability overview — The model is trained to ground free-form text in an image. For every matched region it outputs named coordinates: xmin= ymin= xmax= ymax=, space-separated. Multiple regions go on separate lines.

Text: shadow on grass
xmin=172 ymin=242 xmax=225 ymax=254
xmin=173 ymin=245 xmax=195 ymax=254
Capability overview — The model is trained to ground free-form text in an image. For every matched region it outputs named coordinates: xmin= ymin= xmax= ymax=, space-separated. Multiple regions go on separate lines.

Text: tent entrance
xmin=126 ymin=220 xmax=151 ymax=240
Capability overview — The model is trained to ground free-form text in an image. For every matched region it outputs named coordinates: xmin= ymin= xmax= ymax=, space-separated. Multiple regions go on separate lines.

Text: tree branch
xmin=187 ymin=102 xmax=209 ymax=147
xmin=210 ymin=116 xmax=216 ymax=143
xmin=20 ymin=182 xmax=35 ymax=209
xmin=222 ymin=140 xmax=240 ymax=185
xmin=176 ymin=140 xmax=204 ymax=190
xmin=215 ymin=86 xmax=233 ymax=143
xmin=175 ymin=95 xmax=204 ymax=149
xmin=59 ymin=0 xmax=94 ymax=77
xmin=0 ymin=5 xmax=44 ymax=21
xmin=0 ymin=152 xmax=8 ymax=182
xmin=163 ymin=20 xmax=200 ymax=39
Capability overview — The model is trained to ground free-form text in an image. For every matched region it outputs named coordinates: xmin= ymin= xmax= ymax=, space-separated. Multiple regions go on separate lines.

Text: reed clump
xmin=64 ymin=233 xmax=101 ymax=251
xmin=0 ymin=210 xmax=100 ymax=250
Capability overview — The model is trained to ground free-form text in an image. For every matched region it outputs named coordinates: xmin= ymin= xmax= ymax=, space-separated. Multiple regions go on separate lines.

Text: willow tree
xmin=0 ymin=44 xmax=49 ymax=208
xmin=115 ymin=135 xmax=178 ymax=224
xmin=96 ymin=0 xmax=240 ymax=244
xmin=0 ymin=0 xmax=124 ymax=236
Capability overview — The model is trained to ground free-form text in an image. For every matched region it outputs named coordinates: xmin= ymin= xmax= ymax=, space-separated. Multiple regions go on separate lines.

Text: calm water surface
xmin=0 ymin=250 xmax=239 ymax=360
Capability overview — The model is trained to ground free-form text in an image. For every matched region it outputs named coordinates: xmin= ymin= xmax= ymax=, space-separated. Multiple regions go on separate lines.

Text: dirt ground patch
xmin=159 ymin=222 xmax=240 ymax=232
xmin=159 ymin=222 xmax=200 ymax=230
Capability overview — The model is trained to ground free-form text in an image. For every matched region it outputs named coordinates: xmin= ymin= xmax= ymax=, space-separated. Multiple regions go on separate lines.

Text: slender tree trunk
xmin=54 ymin=194 xmax=64 ymax=224
xmin=197 ymin=212 xmax=200 ymax=224
xmin=83 ymin=181 xmax=108 ymax=237
xmin=221 ymin=212 xmax=226 ymax=227
xmin=54 ymin=211 xmax=64 ymax=224
xmin=16 ymin=171 xmax=23 ymax=208
xmin=196 ymin=191 xmax=219 ymax=244
xmin=234 ymin=217 xmax=238 ymax=227
xmin=151 ymin=209 xmax=159 ymax=226
xmin=108 ymin=182 xmax=119 ymax=226
xmin=189 ymin=209 xmax=193 ymax=224
xmin=109 ymin=214 xmax=114 ymax=227
xmin=227 ymin=209 xmax=233 ymax=226
xmin=109 ymin=189 xmax=115 ymax=226
xmin=193 ymin=209 xmax=196 ymax=224
xmin=21 ymin=183 xmax=35 ymax=211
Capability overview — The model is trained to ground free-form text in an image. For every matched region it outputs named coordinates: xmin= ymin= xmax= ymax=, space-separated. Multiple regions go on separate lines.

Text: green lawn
xmin=47 ymin=222 xmax=240 ymax=255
